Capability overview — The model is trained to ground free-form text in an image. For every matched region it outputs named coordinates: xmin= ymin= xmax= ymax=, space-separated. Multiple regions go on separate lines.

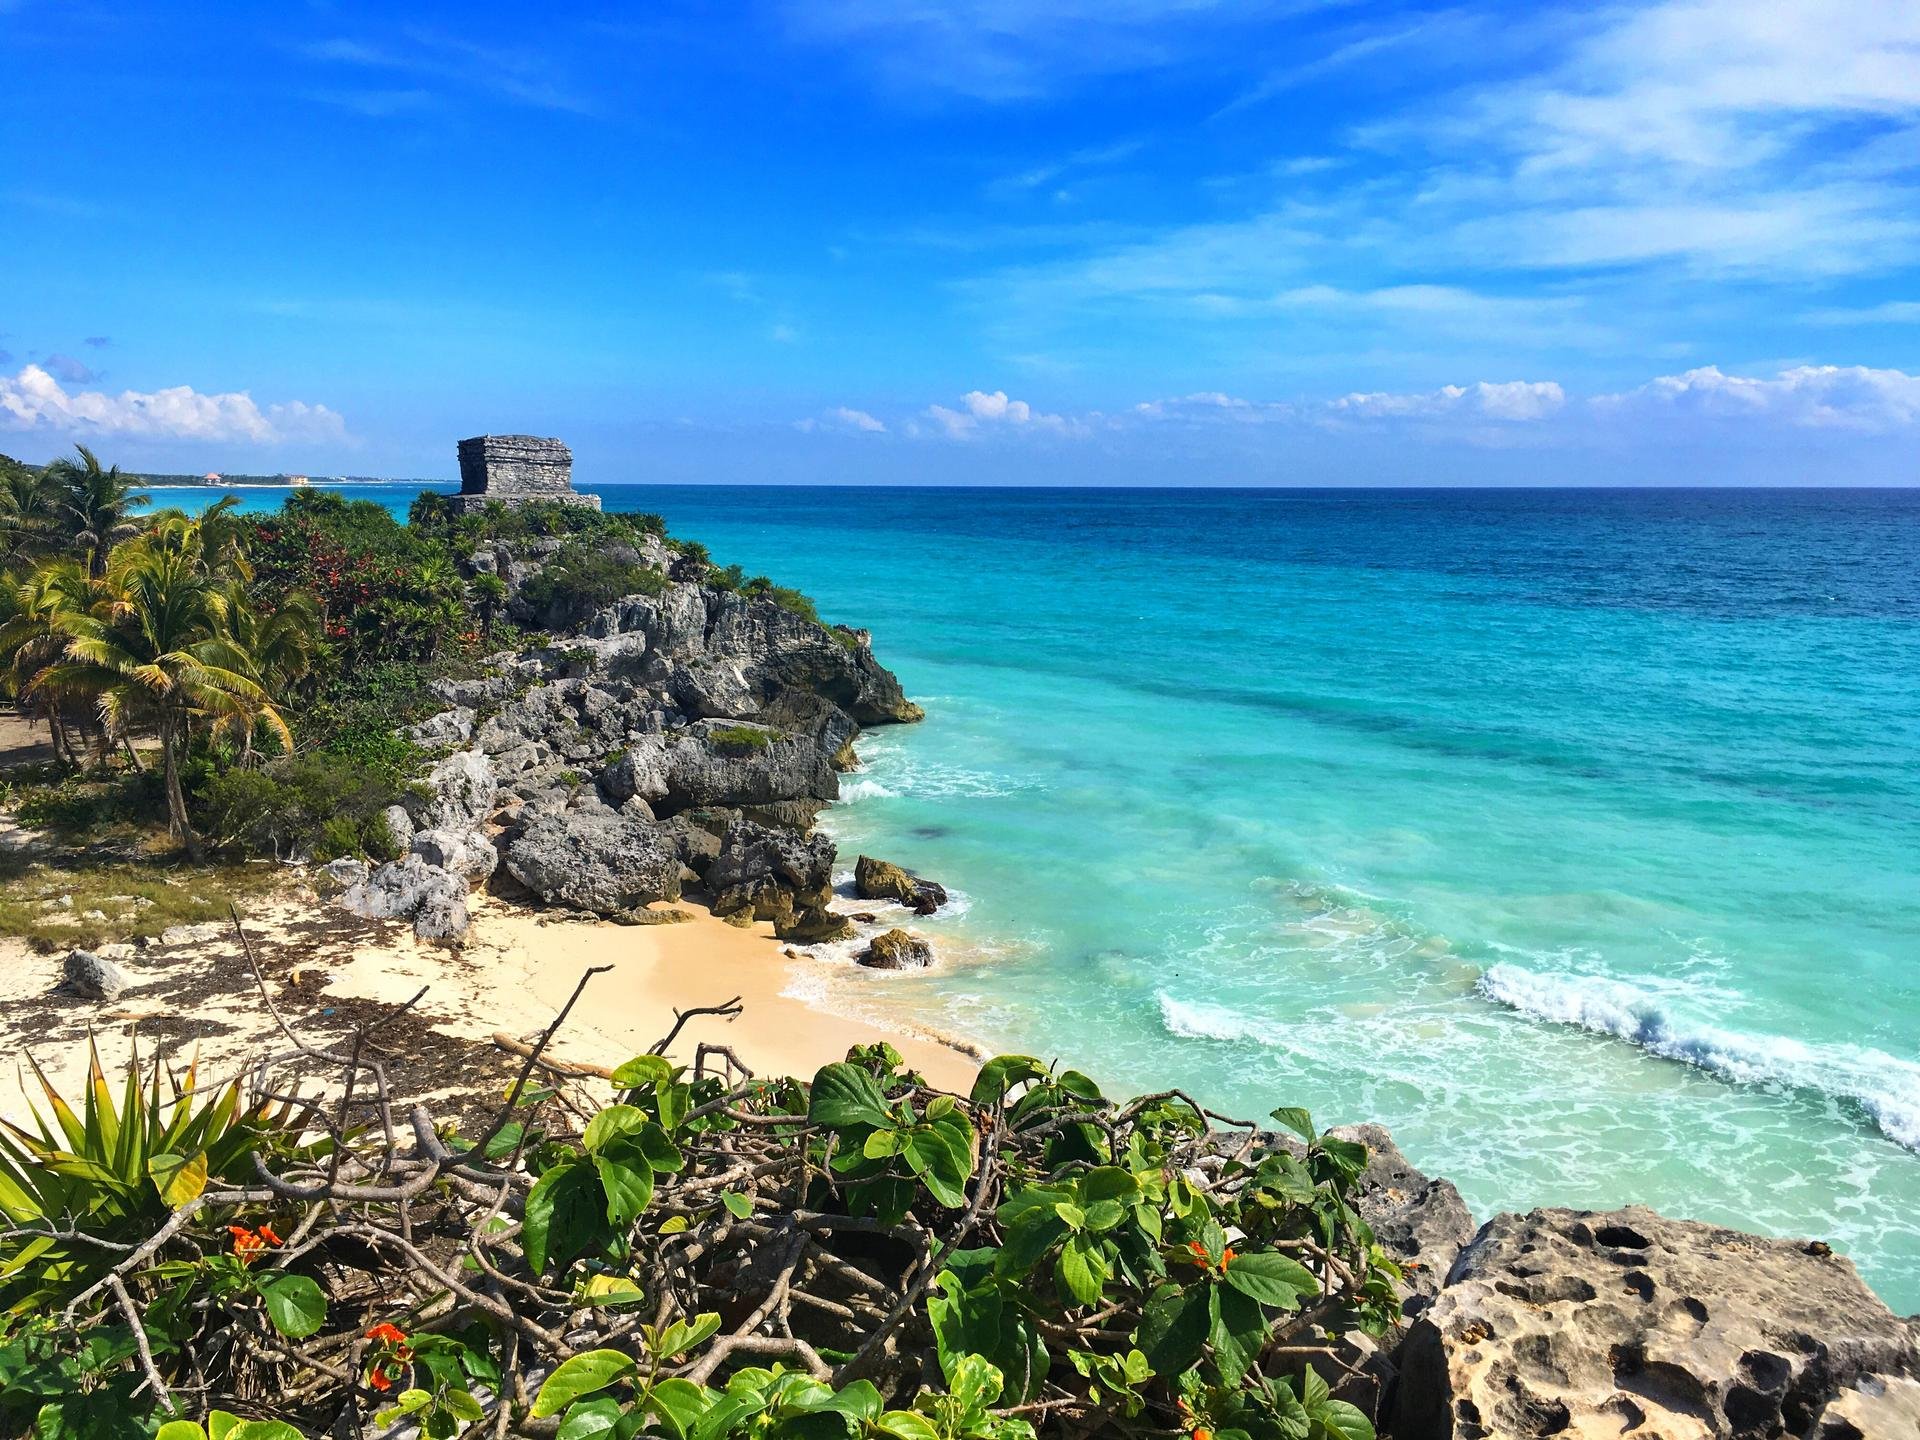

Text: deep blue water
xmin=152 ymin=483 xmax=1920 ymax=1307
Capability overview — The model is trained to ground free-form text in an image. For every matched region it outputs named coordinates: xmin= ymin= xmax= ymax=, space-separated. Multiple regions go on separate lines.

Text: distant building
xmin=203 ymin=472 xmax=221 ymax=482
xmin=450 ymin=434 xmax=599 ymax=512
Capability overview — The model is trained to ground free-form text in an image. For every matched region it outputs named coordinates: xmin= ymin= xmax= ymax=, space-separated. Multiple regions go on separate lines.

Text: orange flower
xmin=1193 ymin=1428 xmax=1212 ymax=1440
xmin=366 ymin=1322 xmax=408 ymax=1346
xmin=229 ymin=1226 xmax=265 ymax=1262
xmin=367 ymin=1367 xmax=394 ymax=1393
xmin=1186 ymin=1241 xmax=1208 ymax=1262
xmin=257 ymin=1223 xmax=283 ymax=1247
xmin=1222 ymin=1247 xmax=1237 ymax=1265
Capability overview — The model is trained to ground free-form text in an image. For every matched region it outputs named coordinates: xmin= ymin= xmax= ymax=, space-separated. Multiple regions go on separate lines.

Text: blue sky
xmin=3 ymin=1 xmax=1918 ymax=485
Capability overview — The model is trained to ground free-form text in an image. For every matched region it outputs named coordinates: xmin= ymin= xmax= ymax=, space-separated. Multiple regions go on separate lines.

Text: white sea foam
xmin=1478 ymin=963 xmax=1920 ymax=1154
xmin=1155 ymin=992 xmax=1274 ymax=1045
xmin=838 ymin=778 xmax=898 ymax=802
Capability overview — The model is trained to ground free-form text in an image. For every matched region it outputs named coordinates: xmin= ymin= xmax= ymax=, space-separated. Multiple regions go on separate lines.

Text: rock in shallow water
xmin=853 ymin=854 xmax=947 ymax=913
xmin=858 ymin=928 xmax=933 ymax=969
xmin=1390 ymin=1204 xmax=1920 ymax=1440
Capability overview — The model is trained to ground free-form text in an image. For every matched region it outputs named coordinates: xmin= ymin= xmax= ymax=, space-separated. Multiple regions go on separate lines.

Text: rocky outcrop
xmin=1327 ymin=1123 xmax=1476 ymax=1320
xmin=1390 ymin=1205 xmax=1920 ymax=1440
xmin=774 ymin=905 xmax=854 ymax=945
xmin=662 ymin=721 xmax=838 ymax=812
xmin=418 ymin=748 xmax=497 ymax=830
xmin=704 ymin=819 xmax=834 ymax=919
xmin=502 ymin=810 xmax=683 ymax=915
xmin=409 ymin=826 xmax=499 ymax=884
xmin=859 ymin=928 xmax=932 ymax=969
xmin=340 ymin=856 xmax=471 ymax=944
xmin=854 ymin=855 xmax=948 ymax=914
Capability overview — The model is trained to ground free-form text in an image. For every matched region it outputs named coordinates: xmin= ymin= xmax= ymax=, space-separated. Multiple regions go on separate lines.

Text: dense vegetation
xmin=0 ymin=451 xmax=803 ymax=875
xmin=0 ymin=1012 xmax=1398 ymax=1440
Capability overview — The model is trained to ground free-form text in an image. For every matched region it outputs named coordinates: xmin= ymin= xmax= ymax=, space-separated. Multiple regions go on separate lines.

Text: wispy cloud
xmin=40 ymin=354 xmax=101 ymax=385
xmin=1592 ymin=364 xmax=1920 ymax=434
xmin=0 ymin=365 xmax=347 ymax=444
xmin=919 ymin=389 xmax=1084 ymax=439
xmin=795 ymin=406 xmax=887 ymax=434
xmin=298 ymin=27 xmax=592 ymax=114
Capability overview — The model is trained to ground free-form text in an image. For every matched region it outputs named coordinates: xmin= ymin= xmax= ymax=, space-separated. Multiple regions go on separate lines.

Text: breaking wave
xmin=1478 ymin=963 xmax=1920 ymax=1154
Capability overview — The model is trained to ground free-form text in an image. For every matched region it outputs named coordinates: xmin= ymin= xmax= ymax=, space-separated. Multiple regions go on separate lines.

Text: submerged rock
xmin=858 ymin=928 xmax=933 ymax=970
xmin=1390 ymin=1205 xmax=1920 ymax=1440
xmin=853 ymin=854 xmax=947 ymax=913
xmin=62 ymin=949 xmax=127 ymax=1001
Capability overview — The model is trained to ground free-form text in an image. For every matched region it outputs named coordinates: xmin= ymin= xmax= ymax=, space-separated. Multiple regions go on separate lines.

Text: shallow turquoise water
xmin=155 ymin=483 xmax=1920 ymax=1307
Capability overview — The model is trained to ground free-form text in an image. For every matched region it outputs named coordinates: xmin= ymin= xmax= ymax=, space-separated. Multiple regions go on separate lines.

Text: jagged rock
xmin=409 ymin=827 xmax=499 ymax=883
xmin=408 ymin=706 xmax=475 ymax=748
xmin=858 ymin=929 xmax=933 ymax=969
xmin=158 ymin=921 xmax=225 ymax=946
xmin=1812 ymin=1373 xmax=1920 ymax=1437
xmin=62 ymin=949 xmax=126 ymax=1000
xmin=1391 ymin=1205 xmax=1920 ymax=1440
xmin=774 ymin=905 xmax=854 ymax=945
xmin=661 ymin=720 xmax=838 ymax=812
xmin=599 ymin=736 xmax=671 ymax=804
xmin=380 ymin=804 xmax=415 ymax=851
xmin=704 ymin=819 xmax=835 ymax=918
xmin=1326 ymin=1123 xmax=1475 ymax=1319
xmin=854 ymin=855 xmax=948 ymax=913
xmin=503 ymin=810 xmax=683 ymax=914
xmin=420 ymin=749 xmax=497 ymax=829
xmin=340 ymin=856 xmax=469 ymax=943
xmin=316 ymin=856 xmax=371 ymax=894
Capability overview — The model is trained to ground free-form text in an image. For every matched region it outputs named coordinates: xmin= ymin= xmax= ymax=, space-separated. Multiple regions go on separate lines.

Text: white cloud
xmin=923 ymin=389 xmax=1084 ymax=439
xmin=1327 ymin=381 xmax=1567 ymax=423
xmin=797 ymin=406 xmax=888 ymax=434
xmin=1592 ymin=365 xmax=1920 ymax=432
xmin=0 ymin=365 xmax=348 ymax=444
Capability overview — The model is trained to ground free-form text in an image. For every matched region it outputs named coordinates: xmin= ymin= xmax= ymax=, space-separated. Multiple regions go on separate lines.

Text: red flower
xmin=257 ymin=1223 xmax=283 ymax=1247
xmin=366 ymin=1322 xmax=409 ymax=1346
xmin=1222 ymin=1247 xmax=1237 ymax=1265
xmin=367 ymin=1367 xmax=394 ymax=1393
xmin=229 ymin=1225 xmax=266 ymax=1262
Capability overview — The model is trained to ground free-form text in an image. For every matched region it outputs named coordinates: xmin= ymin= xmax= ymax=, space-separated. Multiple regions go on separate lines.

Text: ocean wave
xmin=1478 ymin=963 xmax=1920 ymax=1154
xmin=838 ymin=778 xmax=898 ymax=801
xmin=1155 ymin=992 xmax=1274 ymax=1045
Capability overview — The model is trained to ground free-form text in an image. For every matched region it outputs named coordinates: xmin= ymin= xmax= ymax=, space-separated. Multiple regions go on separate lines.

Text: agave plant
xmin=0 ymin=1039 xmax=304 ymax=1316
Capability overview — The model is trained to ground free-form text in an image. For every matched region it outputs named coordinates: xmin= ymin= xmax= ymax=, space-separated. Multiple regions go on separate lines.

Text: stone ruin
xmin=450 ymin=434 xmax=600 ymax=513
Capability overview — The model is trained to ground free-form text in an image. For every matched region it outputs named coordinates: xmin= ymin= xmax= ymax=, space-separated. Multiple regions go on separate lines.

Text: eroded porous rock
xmin=419 ymin=748 xmax=497 ymax=830
xmin=662 ymin=721 xmax=838 ymax=813
xmin=774 ymin=905 xmax=855 ymax=945
xmin=853 ymin=854 xmax=948 ymax=914
xmin=1326 ymin=1123 xmax=1475 ymax=1320
xmin=408 ymin=706 xmax=475 ymax=748
xmin=1390 ymin=1206 xmax=1920 ymax=1440
xmin=62 ymin=948 xmax=127 ymax=1001
xmin=704 ymin=819 xmax=835 ymax=919
xmin=339 ymin=856 xmax=470 ymax=944
xmin=858 ymin=928 xmax=932 ymax=970
xmin=503 ymin=810 xmax=683 ymax=914
xmin=409 ymin=827 xmax=499 ymax=883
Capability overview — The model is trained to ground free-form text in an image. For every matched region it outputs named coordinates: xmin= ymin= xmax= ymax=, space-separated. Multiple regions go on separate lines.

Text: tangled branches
xmin=1 ymin=960 xmax=1404 ymax=1440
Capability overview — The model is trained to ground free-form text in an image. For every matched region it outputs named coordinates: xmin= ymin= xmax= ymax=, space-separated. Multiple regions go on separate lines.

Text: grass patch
xmin=0 ymin=855 xmax=287 ymax=952
xmin=709 ymin=725 xmax=775 ymax=755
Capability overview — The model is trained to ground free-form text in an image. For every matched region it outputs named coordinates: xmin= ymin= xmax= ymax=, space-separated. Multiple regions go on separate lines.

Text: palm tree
xmin=43 ymin=528 xmax=288 ymax=856
xmin=0 ymin=465 xmax=64 ymax=564
xmin=214 ymin=582 xmax=318 ymax=763
xmin=45 ymin=445 xmax=148 ymax=578
xmin=0 ymin=559 xmax=99 ymax=765
xmin=469 ymin=572 xmax=509 ymax=637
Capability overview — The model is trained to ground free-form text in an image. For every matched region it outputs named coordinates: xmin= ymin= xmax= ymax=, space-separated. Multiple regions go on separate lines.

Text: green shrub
xmin=518 ymin=542 xmax=668 ymax=627
xmin=194 ymin=753 xmax=407 ymax=860
xmin=708 ymin=725 xmax=775 ymax=755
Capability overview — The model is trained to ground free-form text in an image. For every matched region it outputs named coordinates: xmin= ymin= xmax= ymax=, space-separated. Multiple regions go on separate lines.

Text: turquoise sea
xmin=151 ymin=483 xmax=1920 ymax=1308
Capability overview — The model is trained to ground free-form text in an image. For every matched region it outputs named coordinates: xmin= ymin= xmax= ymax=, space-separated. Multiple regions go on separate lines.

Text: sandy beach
xmin=0 ymin=882 xmax=981 ymax=1127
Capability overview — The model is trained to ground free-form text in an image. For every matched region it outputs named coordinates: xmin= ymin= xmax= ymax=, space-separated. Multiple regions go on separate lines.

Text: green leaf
xmin=259 ymin=1273 xmax=326 ymax=1339
xmin=229 ymin=1425 xmax=305 ymax=1440
xmin=1054 ymin=1201 xmax=1086 ymax=1230
xmin=969 ymin=1055 xmax=1045 ymax=1107
xmin=595 ymin=1138 xmax=657 ymax=1226
xmin=632 ymin=1120 xmax=685 ymax=1172
xmin=558 ymin=1397 xmax=625 ymax=1440
xmin=1315 ymin=1399 xmax=1374 ymax=1440
xmin=207 ymin=1415 xmax=243 ymax=1440
xmin=611 ymin=1054 xmax=674 ymax=1089
xmin=533 ymin=1350 xmax=638 ymax=1417
xmin=525 ymin=1160 xmax=605 ymax=1274
xmin=1223 ymin=1250 xmax=1319 ymax=1308
xmin=807 ymin=1063 xmax=892 ymax=1129
xmin=1315 ymin=1135 xmax=1369 ymax=1180
xmin=583 ymin=1104 xmax=649 ymax=1154
xmin=818 ymin=1380 xmax=882 ymax=1423
xmin=1299 ymin=1364 xmax=1330 ymax=1410
xmin=1268 ymin=1106 xmax=1315 ymax=1142
xmin=874 ymin=1413 xmax=941 ymax=1440
xmin=482 ymin=1121 xmax=526 ymax=1160
xmin=647 ymin=1378 xmax=714 ymax=1440
xmin=862 ymin=1128 xmax=901 ymax=1160
xmin=1056 ymin=1234 xmax=1108 ymax=1308
xmin=656 ymin=1312 xmax=723 ymax=1359
xmin=443 ymin=1388 xmax=486 ymax=1423
xmin=721 ymin=1191 xmax=753 ymax=1219
xmin=1137 ymin=1283 xmax=1209 ymax=1375
xmin=156 ymin=1424 xmax=207 ymax=1440
xmin=1208 ymin=1284 xmax=1267 ymax=1385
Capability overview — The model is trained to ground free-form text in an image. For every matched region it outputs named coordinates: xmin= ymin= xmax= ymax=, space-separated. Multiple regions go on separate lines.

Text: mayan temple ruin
xmin=450 ymin=434 xmax=600 ymax=512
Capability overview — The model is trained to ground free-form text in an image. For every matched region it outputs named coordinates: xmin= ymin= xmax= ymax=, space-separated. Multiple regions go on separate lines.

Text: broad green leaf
xmin=807 ymin=1063 xmax=892 ymax=1129
xmin=156 ymin=1424 xmax=206 ymax=1440
xmin=557 ymin=1397 xmax=624 ymax=1440
xmin=862 ymin=1128 xmax=901 ymax=1160
xmin=1137 ymin=1283 xmax=1208 ymax=1375
xmin=583 ymin=1105 xmax=650 ymax=1154
xmin=969 ymin=1055 xmax=1045 ymax=1108
xmin=259 ymin=1273 xmax=326 ymax=1339
xmin=533 ymin=1350 xmax=638 ymax=1417
xmin=1316 ymin=1399 xmax=1375 ymax=1440
xmin=207 ymin=1414 xmax=244 ymax=1440
xmin=524 ymin=1161 xmax=605 ymax=1274
xmin=482 ymin=1121 xmax=526 ymax=1160
xmin=1268 ymin=1106 xmax=1315 ymax=1142
xmin=818 ymin=1380 xmax=882 ymax=1422
xmin=595 ymin=1138 xmax=657 ymax=1225
xmin=584 ymin=1274 xmax=647 ymax=1306
xmin=1207 ymin=1284 xmax=1266 ymax=1385
xmin=1054 ymin=1201 xmax=1086 ymax=1230
xmin=1222 ymin=1250 xmax=1318 ymax=1308
xmin=875 ymin=1413 xmax=941 ymax=1440
xmin=611 ymin=1054 xmax=674 ymax=1089
xmin=1055 ymin=1235 xmax=1106 ymax=1308
xmin=647 ymin=1378 xmax=714 ymax=1440
xmin=229 ymin=1425 xmax=305 ymax=1440
xmin=656 ymin=1312 xmax=723 ymax=1359
xmin=1300 ymin=1364 xmax=1330 ymax=1410
xmin=720 ymin=1190 xmax=754 ymax=1219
